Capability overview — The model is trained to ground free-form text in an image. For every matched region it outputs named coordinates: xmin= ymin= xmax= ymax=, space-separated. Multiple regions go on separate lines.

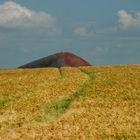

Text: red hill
xmin=18 ymin=52 xmax=91 ymax=68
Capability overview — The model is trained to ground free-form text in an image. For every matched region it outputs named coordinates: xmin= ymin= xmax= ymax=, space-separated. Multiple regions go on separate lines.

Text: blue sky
xmin=0 ymin=0 xmax=140 ymax=67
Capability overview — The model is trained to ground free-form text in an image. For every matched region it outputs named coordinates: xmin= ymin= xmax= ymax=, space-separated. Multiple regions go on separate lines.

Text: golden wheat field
xmin=0 ymin=65 xmax=140 ymax=140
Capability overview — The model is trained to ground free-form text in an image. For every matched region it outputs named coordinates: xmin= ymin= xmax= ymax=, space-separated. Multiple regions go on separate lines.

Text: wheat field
xmin=0 ymin=65 xmax=140 ymax=140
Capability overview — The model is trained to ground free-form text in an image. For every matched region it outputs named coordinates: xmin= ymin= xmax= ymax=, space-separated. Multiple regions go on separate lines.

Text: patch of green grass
xmin=58 ymin=68 xmax=64 ymax=77
xmin=0 ymin=95 xmax=21 ymax=106
xmin=38 ymin=69 xmax=95 ymax=121
xmin=44 ymin=98 xmax=72 ymax=120
xmin=0 ymin=73 xmax=15 ymax=75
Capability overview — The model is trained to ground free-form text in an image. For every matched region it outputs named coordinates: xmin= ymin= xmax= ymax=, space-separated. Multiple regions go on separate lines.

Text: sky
xmin=0 ymin=0 xmax=140 ymax=68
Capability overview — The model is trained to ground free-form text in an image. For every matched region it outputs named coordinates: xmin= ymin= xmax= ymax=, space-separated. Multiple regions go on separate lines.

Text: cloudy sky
xmin=0 ymin=0 xmax=140 ymax=68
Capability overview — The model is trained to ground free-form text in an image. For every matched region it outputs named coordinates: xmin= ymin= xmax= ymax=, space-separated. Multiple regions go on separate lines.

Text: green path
xmin=1 ymin=68 xmax=89 ymax=126
xmin=41 ymin=68 xmax=95 ymax=121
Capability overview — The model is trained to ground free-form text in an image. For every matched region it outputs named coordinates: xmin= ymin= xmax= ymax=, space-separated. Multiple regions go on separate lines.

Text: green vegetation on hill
xmin=0 ymin=65 xmax=140 ymax=139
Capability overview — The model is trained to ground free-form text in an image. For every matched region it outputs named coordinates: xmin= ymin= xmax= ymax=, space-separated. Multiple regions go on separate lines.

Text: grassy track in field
xmin=0 ymin=65 xmax=140 ymax=139
xmin=40 ymin=69 xmax=95 ymax=121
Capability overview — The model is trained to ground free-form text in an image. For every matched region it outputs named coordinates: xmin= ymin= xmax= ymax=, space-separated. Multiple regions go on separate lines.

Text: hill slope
xmin=0 ymin=65 xmax=140 ymax=139
xmin=18 ymin=52 xmax=91 ymax=68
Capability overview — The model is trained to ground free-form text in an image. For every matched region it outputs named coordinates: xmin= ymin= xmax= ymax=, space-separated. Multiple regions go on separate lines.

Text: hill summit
xmin=18 ymin=52 xmax=91 ymax=68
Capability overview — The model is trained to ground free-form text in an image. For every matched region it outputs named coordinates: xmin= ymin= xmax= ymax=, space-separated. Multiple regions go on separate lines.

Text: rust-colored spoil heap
xmin=18 ymin=52 xmax=91 ymax=68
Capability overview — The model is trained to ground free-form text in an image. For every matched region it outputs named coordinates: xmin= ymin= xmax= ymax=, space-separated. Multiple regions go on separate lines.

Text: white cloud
xmin=74 ymin=26 xmax=95 ymax=37
xmin=117 ymin=10 xmax=140 ymax=29
xmin=73 ymin=23 xmax=117 ymax=37
xmin=0 ymin=1 xmax=55 ymax=29
xmin=74 ymin=27 xmax=88 ymax=36
xmin=20 ymin=47 xmax=29 ymax=53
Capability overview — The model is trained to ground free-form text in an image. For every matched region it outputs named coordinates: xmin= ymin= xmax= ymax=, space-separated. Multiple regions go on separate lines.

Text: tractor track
xmin=41 ymin=68 xmax=95 ymax=121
